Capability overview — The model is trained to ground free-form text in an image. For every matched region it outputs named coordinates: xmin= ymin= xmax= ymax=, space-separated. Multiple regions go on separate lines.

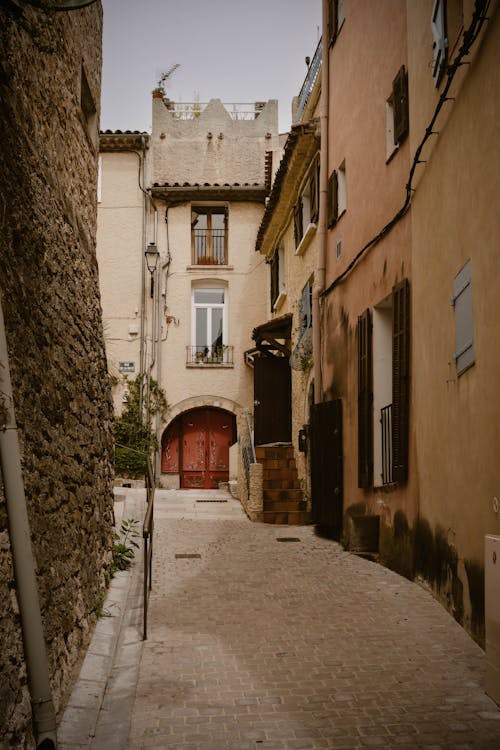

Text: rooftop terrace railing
xmin=164 ymin=101 xmax=267 ymax=121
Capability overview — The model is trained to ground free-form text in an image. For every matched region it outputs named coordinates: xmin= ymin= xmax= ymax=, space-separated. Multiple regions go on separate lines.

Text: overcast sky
xmin=101 ymin=0 xmax=322 ymax=134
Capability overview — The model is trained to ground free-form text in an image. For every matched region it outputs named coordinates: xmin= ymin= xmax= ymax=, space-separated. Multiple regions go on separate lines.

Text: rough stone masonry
xmin=0 ymin=2 xmax=114 ymax=747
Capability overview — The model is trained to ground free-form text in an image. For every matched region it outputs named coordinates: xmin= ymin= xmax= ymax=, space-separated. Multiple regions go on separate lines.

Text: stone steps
xmin=256 ymin=444 xmax=311 ymax=526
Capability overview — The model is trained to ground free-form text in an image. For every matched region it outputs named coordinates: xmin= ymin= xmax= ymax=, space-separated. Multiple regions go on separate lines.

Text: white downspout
xmin=312 ymin=0 xmax=329 ymax=404
xmin=0 ymin=297 xmax=57 ymax=749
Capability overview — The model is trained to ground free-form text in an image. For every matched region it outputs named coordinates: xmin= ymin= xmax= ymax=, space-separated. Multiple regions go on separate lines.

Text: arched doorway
xmin=162 ymin=407 xmax=236 ymax=489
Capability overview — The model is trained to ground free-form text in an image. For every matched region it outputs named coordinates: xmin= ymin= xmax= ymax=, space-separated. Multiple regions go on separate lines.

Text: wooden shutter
xmin=310 ymin=159 xmax=319 ymax=224
xmin=393 ymin=65 xmax=409 ymax=145
xmin=392 ymin=279 xmax=410 ymax=483
xmin=452 ymin=259 xmax=474 ymax=374
xmin=293 ymin=198 xmax=303 ymax=248
xmin=328 ymin=0 xmax=338 ymax=43
xmin=327 ymin=170 xmax=338 ymax=228
xmin=270 ymin=250 xmax=279 ymax=309
xmin=299 ymin=280 xmax=312 ymax=335
xmin=357 ymin=309 xmax=373 ymax=489
xmin=264 ymin=150 xmax=273 ymax=191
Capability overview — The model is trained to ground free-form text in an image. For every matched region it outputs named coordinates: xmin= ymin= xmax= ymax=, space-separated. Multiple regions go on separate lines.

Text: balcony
xmin=193 ymin=229 xmax=227 ymax=265
xmin=186 ymin=345 xmax=234 ymax=367
xmin=292 ymin=38 xmax=322 ymax=125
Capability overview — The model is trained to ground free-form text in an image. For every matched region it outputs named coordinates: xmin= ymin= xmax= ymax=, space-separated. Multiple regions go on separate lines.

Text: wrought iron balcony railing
xmin=292 ymin=38 xmax=322 ymax=125
xmin=193 ymin=229 xmax=227 ymax=265
xmin=186 ymin=345 xmax=234 ymax=366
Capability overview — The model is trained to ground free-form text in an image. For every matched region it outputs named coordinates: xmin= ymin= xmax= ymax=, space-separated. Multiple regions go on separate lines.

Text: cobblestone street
xmin=59 ymin=489 xmax=500 ymax=749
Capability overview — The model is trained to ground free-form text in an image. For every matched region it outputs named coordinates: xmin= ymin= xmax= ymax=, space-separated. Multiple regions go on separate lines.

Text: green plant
xmin=113 ymin=374 xmax=168 ymax=477
xmin=110 ymin=518 xmax=140 ymax=577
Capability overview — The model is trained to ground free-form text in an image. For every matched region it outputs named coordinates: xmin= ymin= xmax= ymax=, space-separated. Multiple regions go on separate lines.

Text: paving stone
xmin=60 ymin=489 xmax=500 ymax=749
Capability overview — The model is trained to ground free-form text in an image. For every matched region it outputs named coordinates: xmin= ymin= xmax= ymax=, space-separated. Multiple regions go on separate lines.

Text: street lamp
xmin=145 ymin=242 xmax=159 ymax=298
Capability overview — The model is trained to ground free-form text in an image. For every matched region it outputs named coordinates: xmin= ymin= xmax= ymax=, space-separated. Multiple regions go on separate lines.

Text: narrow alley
xmin=59 ymin=489 xmax=500 ymax=750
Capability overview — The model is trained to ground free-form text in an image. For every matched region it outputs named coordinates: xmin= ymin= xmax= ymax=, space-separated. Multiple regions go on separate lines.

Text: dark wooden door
xmin=310 ymin=399 xmax=343 ymax=536
xmin=254 ymin=355 xmax=291 ymax=445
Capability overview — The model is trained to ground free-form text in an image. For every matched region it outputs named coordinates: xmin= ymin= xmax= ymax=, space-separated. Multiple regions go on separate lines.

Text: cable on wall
xmin=321 ymin=0 xmax=491 ymax=300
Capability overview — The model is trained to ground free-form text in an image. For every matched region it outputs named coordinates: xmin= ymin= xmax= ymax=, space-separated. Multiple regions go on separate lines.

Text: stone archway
xmin=161 ymin=406 xmax=236 ymax=489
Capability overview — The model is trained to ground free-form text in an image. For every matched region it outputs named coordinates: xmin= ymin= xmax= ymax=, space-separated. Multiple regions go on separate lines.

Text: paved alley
xmin=60 ymin=489 xmax=500 ymax=749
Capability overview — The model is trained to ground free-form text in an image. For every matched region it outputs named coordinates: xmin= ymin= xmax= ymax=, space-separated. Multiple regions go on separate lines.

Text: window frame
xmin=191 ymin=285 xmax=228 ymax=363
xmin=191 ymin=205 xmax=228 ymax=265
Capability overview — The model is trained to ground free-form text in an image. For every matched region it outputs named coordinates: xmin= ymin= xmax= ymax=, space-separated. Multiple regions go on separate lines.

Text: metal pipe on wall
xmin=139 ymin=136 xmax=147 ymax=415
xmin=0 ymin=297 xmax=57 ymax=749
xmin=312 ymin=0 xmax=330 ymax=404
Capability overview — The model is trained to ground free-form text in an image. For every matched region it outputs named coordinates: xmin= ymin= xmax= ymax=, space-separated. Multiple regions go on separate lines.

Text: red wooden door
xmin=180 ymin=409 xmax=233 ymax=489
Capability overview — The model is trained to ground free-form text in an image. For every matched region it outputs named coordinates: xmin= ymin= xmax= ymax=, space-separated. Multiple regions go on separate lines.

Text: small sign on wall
xmin=119 ymin=361 xmax=135 ymax=373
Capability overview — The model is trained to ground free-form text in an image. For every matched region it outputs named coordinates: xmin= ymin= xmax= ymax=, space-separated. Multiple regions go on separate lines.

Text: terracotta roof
xmin=150 ymin=183 xmax=268 ymax=204
xmin=99 ymin=131 xmax=150 ymax=151
xmin=255 ymin=121 xmax=319 ymax=255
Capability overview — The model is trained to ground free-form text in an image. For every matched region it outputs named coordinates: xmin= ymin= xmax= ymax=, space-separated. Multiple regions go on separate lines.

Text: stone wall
xmin=0 ymin=3 xmax=114 ymax=747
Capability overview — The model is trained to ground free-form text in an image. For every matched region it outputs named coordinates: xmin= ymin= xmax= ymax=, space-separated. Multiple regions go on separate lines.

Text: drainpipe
xmin=312 ymin=0 xmax=329 ymax=404
xmin=154 ymin=208 xmax=171 ymax=486
xmin=139 ymin=135 xmax=147 ymax=415
xmin=0 ymin=297 xmax=57 ymax=749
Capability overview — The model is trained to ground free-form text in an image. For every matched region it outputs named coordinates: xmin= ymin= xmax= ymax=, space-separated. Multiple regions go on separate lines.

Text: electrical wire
xmin=321 ymin=0 xmax=491 ymax=300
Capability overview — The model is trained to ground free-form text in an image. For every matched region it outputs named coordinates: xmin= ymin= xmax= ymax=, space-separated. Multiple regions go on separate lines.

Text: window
xmin=327 ymin=161 xmax=346 ymax=229
xmin=358 ymin=279 xmax=410 ymax=489
xmin=189 ymin=287 xmax=230 ymax=365
xmin=270 ymin=245 xmax=285 ymax=310
xmin=293 ymin=158 xmax=319 ymax=252
xmin=431 ymin=0 xmax=447 ymax=86
xmin=387 ymin=66 xmax=409 ymax=158
xmin=192 ymin=206 xmax=228 ymax=265
xmin=452 ymin=259 xmax=474 ymax=375
xmin=329 ymin=0 xmax=346 ymax=44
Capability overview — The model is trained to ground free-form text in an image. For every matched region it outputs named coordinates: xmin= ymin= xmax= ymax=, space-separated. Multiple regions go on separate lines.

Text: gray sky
xmin=101 ymin=0 xmax=322 ymax=134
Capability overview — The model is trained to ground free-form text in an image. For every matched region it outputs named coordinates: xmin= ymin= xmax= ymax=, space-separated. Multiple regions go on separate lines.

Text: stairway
xmin=255 ymin=444 xmax=310 ymax=525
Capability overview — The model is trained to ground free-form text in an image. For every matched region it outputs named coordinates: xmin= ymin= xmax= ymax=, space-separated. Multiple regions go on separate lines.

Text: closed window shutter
xmin=329 ymin=0 xmax=338 ymax=42
xmin=357 ymin=309 xmax=373 ymax=489
xmin=327 ymin=170 xmax=338 ymax=228
xmin=392 ymin=279 xmax=410 ymax=484
xmin=310 ymin=161 xmax=319 ymax=224
xmin=293 ymin=198 xmax=303 ymax=248
xmin=452 ymin=259 xmax=474 ymax=374
xmin=270 ymin=250 xmax=279 ymax=309
xmin=393 ymin=65 xmax=409 ymax=145
xmin=299 ymin=281 xmax=312 ymax=335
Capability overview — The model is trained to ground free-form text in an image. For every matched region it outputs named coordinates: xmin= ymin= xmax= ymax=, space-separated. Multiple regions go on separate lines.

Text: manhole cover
xmin=175 ymin=553 xmax=201 ymax=559
xmin=276 ymin=537 xmax=301 ymax=543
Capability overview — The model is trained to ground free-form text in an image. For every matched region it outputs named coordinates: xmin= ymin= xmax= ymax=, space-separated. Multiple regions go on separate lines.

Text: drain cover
xmin=175 ymin=553 xmax=201 ymax=559
xmin=276 ymin=537 xmax=301 ymax=543
xmin=196 ymin=498 xmax=228 ymax=503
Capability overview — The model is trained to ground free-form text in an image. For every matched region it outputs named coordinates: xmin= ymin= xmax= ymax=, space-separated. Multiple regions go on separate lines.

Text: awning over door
xmin=251 ymin=313 xmax=292 ymax=357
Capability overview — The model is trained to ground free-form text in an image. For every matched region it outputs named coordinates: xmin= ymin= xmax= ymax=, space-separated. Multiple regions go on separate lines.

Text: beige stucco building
xmin=406 ymin=0 xmax=500 ymax=644
xmin=311 ymin=0 xmax=500 ymax=645
xmin=97 ymin=97 xmax=280 ymax=490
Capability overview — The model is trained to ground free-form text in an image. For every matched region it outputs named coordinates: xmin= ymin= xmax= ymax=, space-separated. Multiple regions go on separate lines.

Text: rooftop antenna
xmin=157 ymin=63 xmax=180 ymax=93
